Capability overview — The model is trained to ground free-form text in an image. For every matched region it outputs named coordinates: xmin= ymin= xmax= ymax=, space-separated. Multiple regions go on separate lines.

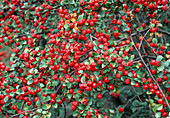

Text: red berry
xmin=118 ymin=107 xmax=124 ymax=113
xmin=162 ymin=112 xmax=168 ymax=117
xmin=158 ymin=99 xmax=164 ymax=104
xmin=11 ymin=105 xmax=17 ymax=110
xmin=97 ymin=93 xmax=102 ymax=99
xmin=125 ymin=78 xmax=131 ymax=84
xmin=104 ymin=77 xmax=110 ymax=83
xmin=50 ymin=93 xmax=56 ymax=99
xmin=53 ymin=75 xmax=58 ymax=80
xmin=69 ymin=77 xmax=75 ymax=83
xmin=108 ymin=85 xmax=114 ymax=90
xmin=50 ymin=98 xmax=56 ymax=104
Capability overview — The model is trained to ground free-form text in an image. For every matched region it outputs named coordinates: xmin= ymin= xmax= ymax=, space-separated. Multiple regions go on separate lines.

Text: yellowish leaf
xmin=166 ymin=54 xmax=169 ymax=59
xmin=157 ymin=33 xmax=162 ymax=37
xmin=71 ymin=18 xmax=77 ymax=23
xmin=150 ymin=33 xmax=154 ymax=36
xmin=101 ymin=7 xmax=107 ymax=10
xmin=100 ymin=86 xmax=103 ymax=90
xmin=73 ymin=26 xmax=80 ymax=33
xmin=46 ymin=104 xmax=51 ymax=110
xmin=66 ymin=20 xmax=70 ymax=23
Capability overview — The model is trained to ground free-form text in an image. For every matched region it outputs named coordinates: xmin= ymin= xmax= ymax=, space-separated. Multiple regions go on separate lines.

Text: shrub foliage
xmin=0 ymin=0 xmax=170 ymax=118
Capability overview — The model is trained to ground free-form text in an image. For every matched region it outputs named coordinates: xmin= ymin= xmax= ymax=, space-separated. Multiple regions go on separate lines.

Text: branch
xmin=124 ymin=95 xmax=137 ymax=108
xmin=138 ymin=29 xmax=150 ymax=49
xmin=134 ymin=55 xmax=156 ymax=61
xmin=62 ymin=102 xmax=67 ymax=118
xmin=55 ymin=84 xmax=62 ymax=94
xmin=131 ymin=85 xmax=142 ymax=102
xmin=136 ymin=29 xmax=158 ymax=56
xmin=115 ymin=28 xmax=149 ymax=42
xmin=20 ymin=101 xmax=25 ymax=110
xmin=89 ymin=34 xmax=96 ymax=45
xmin=129 ymin=33 xmax=170 ymax=109
xmin=10 ymin=107 xmax=41 ymax=118
xmin=158 ymin=29 xmax=170 ymax=36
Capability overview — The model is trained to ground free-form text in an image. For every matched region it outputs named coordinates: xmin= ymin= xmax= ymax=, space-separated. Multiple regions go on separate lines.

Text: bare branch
xmin=131 ymin=85 xmax=142 ymax=102
xmin=158 ymin=29 xmax=170 ymax=36
xmin=10 ymin=107 xmax=41 ymax=118
xmin=138 ymin=29 xmax=150 ymax=49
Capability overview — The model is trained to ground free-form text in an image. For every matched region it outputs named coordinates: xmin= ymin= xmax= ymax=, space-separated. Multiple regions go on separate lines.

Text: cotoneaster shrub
xmin=0 ymin=0 xmax=169 ymax=118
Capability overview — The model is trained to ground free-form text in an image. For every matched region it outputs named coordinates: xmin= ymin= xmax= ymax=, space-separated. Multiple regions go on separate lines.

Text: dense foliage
xmin=0 ymin=0 xmax=170 ymax=118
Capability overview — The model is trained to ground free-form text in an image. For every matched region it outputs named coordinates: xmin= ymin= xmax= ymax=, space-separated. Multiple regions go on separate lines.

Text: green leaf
xmin=163 ymin=60 xmax=170 ymax=67
xmin=77 ymin=15 xmax=83 ymax=21
xmin=42 ymin=111 xmax=47 ymax=114
xmin=4 ymin=96 xmax=8 ymax=103
xmin=16 ymin=89 xmax=24 ymax=94
xmin=129 ymin=42 xmax=134 ymax=47
xmin=103 ymin=68 xmax=109 ymax=73
xmin=156 ymin=55 xmax=163 ymax=61
xmin=27 ymin=80 xmax=33 ymax=85
xmin=155 ymin=112 xmax=161 ymax=118
xmin=87 ymin=99 xmax=92 ymax=106
xmin=96 ymin=27 xmax=101 ymax=33
xmin=64 ymin=23 xmax=70 ymax=30
xmin=73 ymin=111 xmax=79 ymax=117
xmin=67 ymin=94 xmax=72 ymax=99
xmin=157 ymin=105 xmax=163 ymax=110
xmin=157 ymin=65 xmax=164 ymax=71
xmin=100 ymin=10 xmax=106 ymax=17
xmin=93 ymin=41 xmax=99 ymax=46
xmin=33 ymin=115 xmax=39 ymax=118
xmin=150 ymin=99 xmax=154 ymax=105
xmin=53 ymin=103 xmax=58 ymax=108
xmin=81 ymin=76 xmax=85 ymax=83
xmin=152 ymin=38 xmax=157 ymax=43
xmin=36 ymin=100 xmax=41 ymax=107
xmin=149 ymin=23 xmax=155 ymax=28
xmin=107 ymin=0 xmax=113 ymax=4
xmin=79 ymin=70 xmax=83 ymax=74
xmin=37 ymin=109 xmax=43 ymax=113
xmin=102 ymin=63 xmax=106 ymax=68
xmin=165 ymin=84 xmax=170 ymax=88
xmin=56 ymin=97 xmax=60 ymax=102
xmin=94 ymin=53 xmax=99 ymax=57
xmin=67 ymin=82 xmax=72 ymax=88
xmin=119 ymin=51 xmax=123 ymax=57
xmin=78 ymin=104 xmax=84 ymax=110
xmin=133 ymin=24 xmax=137 ymax=28
xmin=99 ymin=45 xmax=103 ymax=48
xmin=70 ymin=0 xmax=75 ymax=4
xmin=128 ymin=72 xmax=133 ymax=77
xmin=42 ymin=104 xmax=47 ymax=110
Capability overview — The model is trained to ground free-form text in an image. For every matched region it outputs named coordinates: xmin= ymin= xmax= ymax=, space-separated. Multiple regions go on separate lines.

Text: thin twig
xmin=55 ymin=84 xmax=62 ymax=94
xmin=20 ymin=101 xmax=25 ymax=110
xmin=89 ymin=34 xmax=96 ymax=45
xmin=131 ymin=85 xmax=142 ymax=102
xmin=134 ymin=55 xmax=156 ymax=61
xmin=124 ymin=96 xmax=137 ymax=108
xmin=63 ymin=102 xmax=67 ymax=118
xmin=138 ymin=29 xmax=150 ymax=49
